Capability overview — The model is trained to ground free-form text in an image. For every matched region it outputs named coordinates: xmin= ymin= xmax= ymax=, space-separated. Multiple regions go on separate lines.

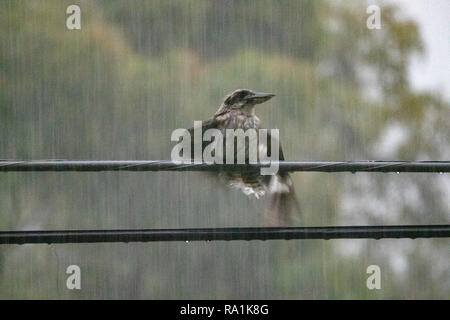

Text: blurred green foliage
xmin=0 ymin=0 xmax=448 ymax=299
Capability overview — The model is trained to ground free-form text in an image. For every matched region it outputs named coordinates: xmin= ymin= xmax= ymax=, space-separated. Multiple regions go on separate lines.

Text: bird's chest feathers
xmin=220 ymin=110 xmax=261 ymax=130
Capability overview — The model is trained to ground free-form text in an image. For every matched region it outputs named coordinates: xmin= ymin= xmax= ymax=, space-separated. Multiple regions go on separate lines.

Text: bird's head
xmin=219 ymin=89 xmax=275 ymax=113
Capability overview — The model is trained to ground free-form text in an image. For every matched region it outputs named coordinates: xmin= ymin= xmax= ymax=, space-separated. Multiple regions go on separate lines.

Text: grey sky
xmin=391 ymin=0 xmax=450 ymax=100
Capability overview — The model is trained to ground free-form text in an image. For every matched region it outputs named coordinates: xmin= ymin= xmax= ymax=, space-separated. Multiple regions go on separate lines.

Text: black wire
xmin=0 ymin=225 xmax=449 ymax=244
xmin=0 ymin=160 xmax=449 ymax=172
xmin=1 ymin=161 xmax=448 ymax=244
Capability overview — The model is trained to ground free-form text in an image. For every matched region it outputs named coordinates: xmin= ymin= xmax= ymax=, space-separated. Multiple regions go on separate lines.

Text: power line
xmin=1 ymin=161 xmax=447 ymax=244
xmin=0 ymin=160 xmax=449 ymax=172
xmin=0 ymin=225 xmax=448 ymax=244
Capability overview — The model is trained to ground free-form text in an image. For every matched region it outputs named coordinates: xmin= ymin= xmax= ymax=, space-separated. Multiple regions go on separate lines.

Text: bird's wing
xmin=266 ymin=129 xmax=285 ymax=161
xmin=187 ymin=118 xmax=217 ymax=136
xmin=187 ymin=118 xmax=219 ymax=159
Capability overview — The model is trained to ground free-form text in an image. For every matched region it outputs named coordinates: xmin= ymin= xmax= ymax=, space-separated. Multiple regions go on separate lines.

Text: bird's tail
xmin=264 ymin=173 xmax=301 ymax=226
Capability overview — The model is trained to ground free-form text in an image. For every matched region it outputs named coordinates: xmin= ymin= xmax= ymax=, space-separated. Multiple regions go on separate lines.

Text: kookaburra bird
xmin=187 ymin=89 xmax=300 ymax=225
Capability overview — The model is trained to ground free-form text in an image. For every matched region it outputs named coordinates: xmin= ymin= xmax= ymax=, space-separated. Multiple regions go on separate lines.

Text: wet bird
xmin=187 ymin=89 xmax=300 ymax=225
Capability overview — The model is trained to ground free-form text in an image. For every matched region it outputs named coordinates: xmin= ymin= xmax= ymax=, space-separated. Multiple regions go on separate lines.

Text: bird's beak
xmin=247 ymin=92 xmax=276 ymax=104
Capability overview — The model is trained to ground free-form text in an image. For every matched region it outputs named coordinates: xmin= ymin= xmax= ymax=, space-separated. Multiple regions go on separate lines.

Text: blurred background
xmin=0 ymin=0 xmax=448 ymax=299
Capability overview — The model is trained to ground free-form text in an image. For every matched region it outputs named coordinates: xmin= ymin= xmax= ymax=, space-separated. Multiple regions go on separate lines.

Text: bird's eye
xmin=224 ymin=95 xmax=234 ymax=105
xmin=239 ymin=91 xmax=248 ymax=99
xmin=224 ymin=90 xmax=250 ymax=106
